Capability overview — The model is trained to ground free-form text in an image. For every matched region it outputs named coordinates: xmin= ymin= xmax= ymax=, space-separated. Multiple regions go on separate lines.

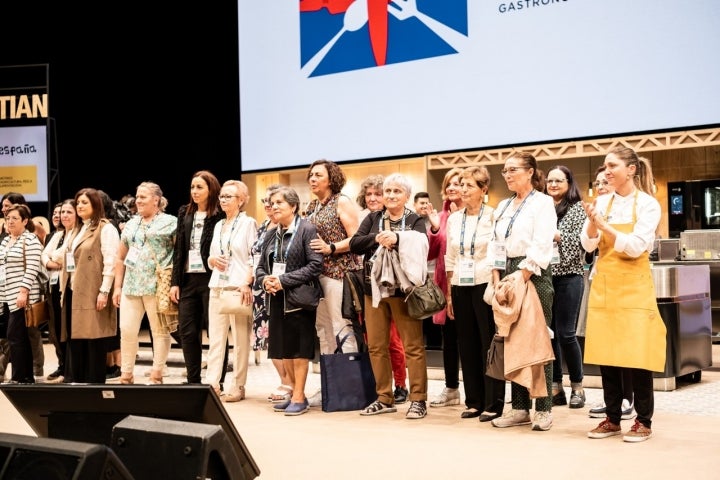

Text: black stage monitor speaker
xmin=111 ymin=415 xmax=244 ymax=480
xmin=0 ymin=432 xmax=134 ymax=480
xmin=0 ymin=384 xmax=260 ymax=479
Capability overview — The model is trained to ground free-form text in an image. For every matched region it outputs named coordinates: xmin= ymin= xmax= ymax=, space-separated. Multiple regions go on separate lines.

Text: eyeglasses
xmin=219 ymin=194 xmax=239 ymax=201
xmin=593 ymin=180 xmax=609 ymax=187
xmin=546 ymin=179 xmax=567 ymax=185
xmin=260 ymin=198 xmax=271 ymax=206
xmin=500 ymin=167 xmax=527 ymax=176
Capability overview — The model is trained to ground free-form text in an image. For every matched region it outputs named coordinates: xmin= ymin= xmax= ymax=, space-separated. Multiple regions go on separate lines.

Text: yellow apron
xmin=584 ymin=191 xmax=666 ymax=372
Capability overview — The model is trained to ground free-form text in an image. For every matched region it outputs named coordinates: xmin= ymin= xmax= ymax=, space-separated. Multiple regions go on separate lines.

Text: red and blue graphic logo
xmin=300 ymin=0 xmax=468 ymax=77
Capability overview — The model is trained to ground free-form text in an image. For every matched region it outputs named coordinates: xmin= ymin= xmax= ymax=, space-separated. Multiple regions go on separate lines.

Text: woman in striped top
xmin=0 ymin=203 xmax=44 ymax=383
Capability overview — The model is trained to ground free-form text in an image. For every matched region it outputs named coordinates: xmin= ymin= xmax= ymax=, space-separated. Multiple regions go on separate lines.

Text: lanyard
xmin=459 ymin=204 xmax=485 ymax=256
xmin=379 ymin=209 xmax=407 ymax=231
xmin=220 ymin=213 xmax=241 ymax=257
xmin=131 ymin=213 xmax=159 ymax=247
xmin=275 ymin=215 xmax=300 ymax=262
xmin=494 ymin=190 xmax=535 ymax=239
xmin=190 ymin=212 xmax=203 ymax=249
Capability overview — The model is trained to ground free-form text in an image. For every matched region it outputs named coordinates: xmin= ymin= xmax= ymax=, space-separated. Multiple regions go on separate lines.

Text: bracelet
xmin=329 ymin=243 xmax=336 ymax=255
xmin=99 ymin=290 xmax=109 ymax=296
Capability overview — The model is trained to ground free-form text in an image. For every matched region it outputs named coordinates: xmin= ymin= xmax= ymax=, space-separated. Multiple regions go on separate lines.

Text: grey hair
xmin=383 ymin=173 xmax=412 ymax=198
xmin=272 ymin=186 xmax=301 ymax=214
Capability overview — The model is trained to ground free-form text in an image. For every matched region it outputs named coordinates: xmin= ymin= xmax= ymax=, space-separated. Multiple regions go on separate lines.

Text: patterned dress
xmin=251 ymin=219 xmax=273 ymax=351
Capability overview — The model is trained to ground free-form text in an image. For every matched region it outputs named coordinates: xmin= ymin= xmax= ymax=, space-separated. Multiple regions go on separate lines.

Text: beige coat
xmin=492 ymin=271 xmax=554 ymax=398
xmin=60 ymin=219 xmax=117 ymax=341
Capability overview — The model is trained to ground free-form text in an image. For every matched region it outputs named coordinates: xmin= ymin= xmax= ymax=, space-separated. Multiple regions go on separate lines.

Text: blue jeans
xmin=551 ymin=274 xmax=584 ymax=384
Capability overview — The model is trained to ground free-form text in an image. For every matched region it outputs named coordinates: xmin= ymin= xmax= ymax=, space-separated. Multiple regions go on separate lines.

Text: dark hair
xmin=185 ymin=170 xmax=222 ymax=217
xmin=1 ymin=192 xmax=27 ymax=211
xmin=413 ymin=191 xmax=430 ymax=202
xmin=356 ymin=174 xmax=384 ymax=209
xmin=546 ymin=165 xmax=583 ymax=220
xmin=58 ymin=199 xmax=77 ymax=234
xmin=307 ymin=159 xmax=346 ymax=194
xmin=75 ymin=188 xmax=105 ymax=225
xmin=507 ymin=151 xmax=545 ymax=191
xmin=6 ymin=204 xmax=35 ymax=233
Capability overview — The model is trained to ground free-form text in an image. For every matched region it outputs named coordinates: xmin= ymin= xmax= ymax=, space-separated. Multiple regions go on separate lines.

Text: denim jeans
xmin=551 ymin=274 xmax=584 ymax=384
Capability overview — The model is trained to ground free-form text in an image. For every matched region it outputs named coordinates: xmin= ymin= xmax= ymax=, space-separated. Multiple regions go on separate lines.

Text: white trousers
xmin=315 ymin=275 xmax=357 ymax=354
xmin=119 ymin=294 xmax=171 ymax=375
xmin=205 ymin=290 xmax=252 ymax=394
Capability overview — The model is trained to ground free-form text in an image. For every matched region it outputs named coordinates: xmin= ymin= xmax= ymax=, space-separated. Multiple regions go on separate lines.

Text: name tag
xmin=188 ymin=249 xmax=204 ymax=272
xmin=493 ymin=243 xmax=507 ymax=270
xmin=550 ymin=242 xmax=560 ymax=265
xmin=272 ymin=262 xmax=286 ymax=276
xmin=65 ymin=252 xmax=77 ymax=272
xmin=458 ymin=259 xmax=475 ymax=285
xmin=124 ymin=246 xmax=141 ymax=268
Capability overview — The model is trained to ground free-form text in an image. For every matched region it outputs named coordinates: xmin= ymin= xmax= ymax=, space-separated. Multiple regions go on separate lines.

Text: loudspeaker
xmin=110 ymin=415 xmax=245 ymax=480
xmin=0 ymin=433 xmax=134 ymax=480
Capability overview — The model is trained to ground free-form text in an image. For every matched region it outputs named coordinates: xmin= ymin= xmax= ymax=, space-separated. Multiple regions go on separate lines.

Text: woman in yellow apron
xmin=581 ymin=147 xmax=665 ymax=443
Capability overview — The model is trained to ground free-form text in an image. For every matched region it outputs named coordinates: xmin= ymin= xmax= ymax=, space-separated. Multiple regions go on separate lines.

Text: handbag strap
xmin=334 ymin=325 xmax=366 ymax=354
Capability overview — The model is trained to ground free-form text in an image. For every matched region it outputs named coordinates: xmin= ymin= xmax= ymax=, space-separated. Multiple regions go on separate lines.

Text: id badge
xmin=272 ymin=262 xmax=286 ymax=276
xmin=188 ymin=249 xmax=204 ymax=272
xmin=0 ymin=265 xmax=6 ymax=284
xmin=50 ymin=273 xmax=59 ymax=286
xmin=458 ymin=259 xmax=475 ymax=285
xmin=493 ymin=243 xmax=507 ymax=270
xmin=219 ymin=263 xmax=233 ymax=282
xmin=124 ymin=246 xmax=141 ymax=267
xmin=65 ymin=252 xmax=77 ymax=272
xmin=551 ymin=242 xmax=560 ymax=265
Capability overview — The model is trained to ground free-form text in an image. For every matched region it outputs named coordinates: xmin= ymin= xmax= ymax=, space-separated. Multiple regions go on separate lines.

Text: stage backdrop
xmin=238 ymin=0 xmax=720 ymax=172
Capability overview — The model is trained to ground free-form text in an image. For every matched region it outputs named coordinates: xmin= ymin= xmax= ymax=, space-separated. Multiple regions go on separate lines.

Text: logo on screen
xmin=299 ymin=0 xmax=468 ymax=78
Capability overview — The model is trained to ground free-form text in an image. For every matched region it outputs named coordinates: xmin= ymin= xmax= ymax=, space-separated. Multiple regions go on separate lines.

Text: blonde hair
xmin=440 ymin=168 xmax=464 ymax=201
xmin=223 ymin=180 xmax=250 ymax=211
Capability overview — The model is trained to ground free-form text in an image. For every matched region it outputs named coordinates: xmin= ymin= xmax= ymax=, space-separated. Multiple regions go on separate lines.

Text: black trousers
xmin=177 ymin=273 xmax=228 ymax=384
xmin=452 ymin=283 xmax=505 ymax=414
xmin=600 ymin=365 xmax=653 ymax=427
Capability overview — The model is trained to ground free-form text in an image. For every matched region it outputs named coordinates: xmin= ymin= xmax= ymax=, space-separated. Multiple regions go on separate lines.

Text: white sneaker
xmin=308 ymin=389 xmax=322 ymax=407
xmin=491 ymin=409 xmax=531 ymax=428
xmin=532 ymin=411 xmax=553 ymax=431
xmin=429 ymin=387 xmax=460 ymax=407
xmin=621 ymin=399 xmax=636 ymax=420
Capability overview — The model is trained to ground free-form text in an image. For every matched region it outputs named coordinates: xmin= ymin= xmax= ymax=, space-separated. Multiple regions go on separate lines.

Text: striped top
xmin=0 ymin=230 xmax=44 ymax=312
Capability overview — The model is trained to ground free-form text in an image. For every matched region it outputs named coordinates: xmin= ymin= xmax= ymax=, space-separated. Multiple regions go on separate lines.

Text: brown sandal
xmin=148 ymin=370 xmax=163 ymax=385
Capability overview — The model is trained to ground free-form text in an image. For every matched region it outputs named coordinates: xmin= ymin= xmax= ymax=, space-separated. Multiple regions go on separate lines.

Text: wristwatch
xmin=329 ymin=243 xmax=336 ymax=255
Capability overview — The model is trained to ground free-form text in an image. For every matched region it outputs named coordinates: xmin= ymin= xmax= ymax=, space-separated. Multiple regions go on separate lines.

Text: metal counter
xmin=579 ymin=263 xmax=712 ymax=391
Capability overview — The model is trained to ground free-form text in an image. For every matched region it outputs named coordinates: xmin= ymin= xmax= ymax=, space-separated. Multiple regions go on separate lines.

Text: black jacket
xmin=171 ymin=204 xmax=224 ymax=288
xmin=255 ymin=216 xmax=323 ymax=312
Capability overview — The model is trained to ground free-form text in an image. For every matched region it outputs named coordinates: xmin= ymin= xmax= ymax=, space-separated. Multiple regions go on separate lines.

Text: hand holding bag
xmin=217 ymin=288 xmax=253 ymax=316
xmin=21 ymin=238 xmax=50 ymax=328
xmin=25 ymin=300 xmax=50 ymax=328
xmin=320 ymin=329 xmax=377 ymax=412
xmin=485 ymin=334 xmax=505 ymax=381
xmin=404 ymin=275 xmax=447 ymax=320
xmin=155 ymin=266 xmax=178 ymax=315
xmin=483 ymin=282 xmax=494 ymax=305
